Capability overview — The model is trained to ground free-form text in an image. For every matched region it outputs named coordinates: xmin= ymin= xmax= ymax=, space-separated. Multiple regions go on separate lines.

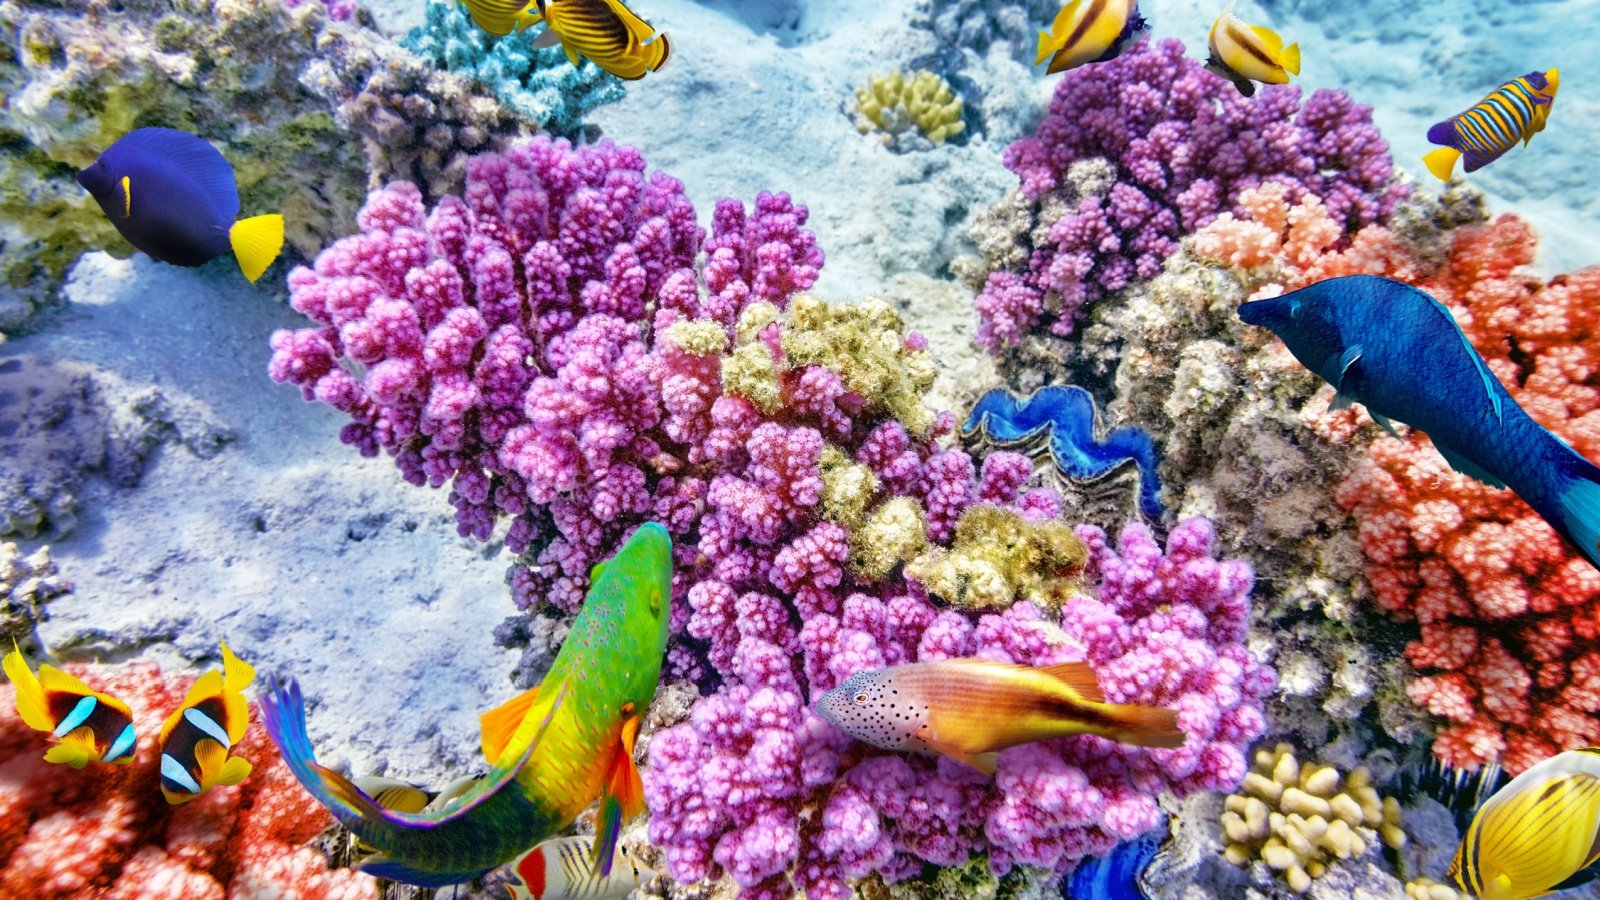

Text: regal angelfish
xmin=1423 ymin=69 xmax=1559 ymax=181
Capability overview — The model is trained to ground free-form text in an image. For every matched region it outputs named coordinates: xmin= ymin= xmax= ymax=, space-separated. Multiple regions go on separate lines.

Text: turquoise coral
xmin=402 ymin=1 xmax=624 ymax=138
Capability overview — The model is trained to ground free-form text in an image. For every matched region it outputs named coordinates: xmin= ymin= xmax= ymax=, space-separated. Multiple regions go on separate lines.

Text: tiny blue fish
xmin=76 ymin=127 xmax=284 ymax=283
xmin=1238 ymin=275 xmax=1600 ymax=571
xmin=1423 ymin=69 xmax=1559 ymax=181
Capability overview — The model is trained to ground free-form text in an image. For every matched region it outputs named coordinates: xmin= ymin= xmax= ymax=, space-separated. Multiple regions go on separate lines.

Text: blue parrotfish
xmin=1035 ymin=0 xmax=1147 ymax=75
xmin=259 ymin=522 xmax=674 ymax=887
xmin=814 ymin=658 xmax=1183 ymax=776
xmin=1423 ymin=69 xmax=1559 ymax=181
xmin=76 ymin=127 xmax=284 ymax=283
xmin=962 ymin=385 xmax=1165 ymax=519
xmin=3 ymin=640 xmax=138 ymax=768
xmin=1204 ymin=0 xmax=1300 ymax=97
xmin=1448 ymin=747 xmax=1600 ymax=900
xmin=158 ymin=641 xmax=255 ymax=805
xmin=1238 ymin=274 xmax=1600 ymax=572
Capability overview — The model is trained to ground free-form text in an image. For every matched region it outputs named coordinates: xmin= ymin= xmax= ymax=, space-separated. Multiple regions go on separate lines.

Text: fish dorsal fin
xmin=1250 ymin=23 xmax=1284 ymax=55
xmin=593 ymin=713 xmax=646 ymax=877
xmin=37 ymin=663 xmax=95 ymax=698
xmin=1036 ymin=661 xmax=1107 ymax=704
xmin=606 ymin=0 xmax=657 ymax=38
xmin=480 ymin=683 xmax=542 ymax=765
xmin=1323 ymin=344 xmax=1362 ymax=390
xmin=1052 ymin=0 xmax=1084 ymax=37
xmin=530 ymin=24 xmax=561 ymax=48
xmin=105 ymin=127 xmax=239 ymax=221
xmin=4 ymin=643 xmax=52 ymax=733
xmin=161 ymin=670 xmax=224 ymax=744
xmin=1436 ymin=443 xmax=1507 ymax=489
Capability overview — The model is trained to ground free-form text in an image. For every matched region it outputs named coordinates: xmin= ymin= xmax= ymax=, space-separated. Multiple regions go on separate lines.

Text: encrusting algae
xmin=1222 ymin=743 xmax=1407 ymax=893
xmin=906 ymin=503 xmax=1087 ymax=610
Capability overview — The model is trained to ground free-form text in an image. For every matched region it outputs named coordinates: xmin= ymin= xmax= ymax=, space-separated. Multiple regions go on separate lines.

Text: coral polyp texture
xmin=0 ymin=659 xmax=374 ymax=899
xmin=646 ymin=517 xmax=1272 ymax=897
xmin=960 ymin=37 xmax=1406 ymax=352
xmin=1221 ymin=743 xmax=1405 ymax=893
xmin=850 ymin=69 xmax=966 ymax=152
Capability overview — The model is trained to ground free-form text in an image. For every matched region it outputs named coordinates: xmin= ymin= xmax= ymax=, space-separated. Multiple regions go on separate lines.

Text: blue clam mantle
xmin=1063 ymin=828 xmax=1163 ymax=899
xmin=962 ymin=385 xmax=1165 ymax=520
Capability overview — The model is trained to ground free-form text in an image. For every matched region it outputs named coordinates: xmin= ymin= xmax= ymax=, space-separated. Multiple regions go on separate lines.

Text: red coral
xmin=0 ymin=660 xmax=374 ymax=899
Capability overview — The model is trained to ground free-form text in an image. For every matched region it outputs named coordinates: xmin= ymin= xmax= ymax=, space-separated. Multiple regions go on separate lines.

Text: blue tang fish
xmin=1238 ymin=275 xmax=1600 ymax=571
xmin=76 ymin=127 xmax=284 ymax=283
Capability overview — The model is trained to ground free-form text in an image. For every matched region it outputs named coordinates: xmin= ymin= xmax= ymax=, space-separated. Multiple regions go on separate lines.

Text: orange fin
xmin=480 ymin=683 xmax=542 ymax=765
xmin=592 ymin=714 xmax=647 ymax=876
xmin=918 ymin=733 xmax=1000 ymax=775
xmin=1036 ymin=661 xmax=1106 ymax=703
xmin=1107 ymin=703 xmax=1186 ymax=749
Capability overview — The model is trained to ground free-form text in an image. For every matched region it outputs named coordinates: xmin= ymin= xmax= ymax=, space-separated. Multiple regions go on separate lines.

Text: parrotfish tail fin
xmin=43 ymin=727 xmax=99 ymax=769
xmin=1423 ymin=147 xmax=1461 ymax=182
xmin=592 ymin=714 xmax=647 ymax=877
xmin=1553 ymin=450 xmax=1600 ymax=571
xmin=1105 ymin=702 xmax=1186 ymax=749
xmin=1280 ymin=41 xmax=1301 ymax=75
xmin=3 ymin=641 xmax=53 ymax=733
xmin=257 ymin=675 xmax=397 ymax=838
xmin=229 ymin=213 xmax=284 ymax=283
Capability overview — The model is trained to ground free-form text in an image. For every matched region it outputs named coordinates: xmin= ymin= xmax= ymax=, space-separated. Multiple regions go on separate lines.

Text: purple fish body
xmin=1426 ymin=70 xmax=1557 ymax=174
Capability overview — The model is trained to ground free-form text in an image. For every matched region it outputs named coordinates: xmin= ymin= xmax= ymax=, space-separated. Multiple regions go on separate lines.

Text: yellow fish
xmin=157 ymin=642 xmax=255 ymax=805
xmin=813 ymin=658 xmax=1183 ymax=775
xmin=1449 ymin=747 xmax=1600 ymax=900
xmin=1034 ymin=0 xmax=1146 ymax=76
xmin=1205 ymin=0 xmax=1300 ymax=97
xmin=4 ymin=640 xmax=138 ymax=768
xmin=522 ymin=0 xmax=671 ymax=81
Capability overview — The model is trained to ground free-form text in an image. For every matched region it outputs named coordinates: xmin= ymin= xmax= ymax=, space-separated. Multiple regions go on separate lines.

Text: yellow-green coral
xmin=904 ymin=504 xmax=1086 ymax=610
xmin=1405 ymin=877 xmax=1464 ymax=900
xmin=819 ymin=445 xmax=880 ymax=528
xmin=1222 ymin=744 xmax=1406 ymax=893
xmin=781 ymin=294 xmax=938 ymax=436
xmin=851 ymin=68 xmax=965 ymax=151
xmin=850 ymin=496 xmax=927 ymax=580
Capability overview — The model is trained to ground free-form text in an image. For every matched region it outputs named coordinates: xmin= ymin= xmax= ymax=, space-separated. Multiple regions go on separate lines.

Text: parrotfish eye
xmin=649 ymin=589 xmax=662 ymax=616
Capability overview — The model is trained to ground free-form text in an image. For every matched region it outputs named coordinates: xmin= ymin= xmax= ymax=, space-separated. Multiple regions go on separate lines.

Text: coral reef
xmin=0 ymin=659 xmax=375 ymax=898
xmin=850 ymin=69 xmax=966 ymax=152
xmin=1221 ymin=743 xmax=1404 ymax=893
xmin=0 ymin=542 xmax=71 ymax=652
xmin=0 ymin=0 xmax=370 ymax=326
xmin=401 ymin=1 xmax=624 ymax=140
xmin=962 ymin=385 xmax=1164 ymax=520
xmin=959 ymin=38 xmax=1405 ymax=352
xmin=904 ymin=503 xmax=1087 ymax=611
xmin=647 ymin=518 xmax=1272 ymax=897
xmin=914 ymin=0 xmax=1060 ymax=63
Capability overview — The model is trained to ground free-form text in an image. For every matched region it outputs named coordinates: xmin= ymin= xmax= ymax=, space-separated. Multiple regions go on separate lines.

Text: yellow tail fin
xmin=1280 ymin=41 xmax=1301 ymax=76
xmin=229 ymin=214 xmax=284 ymax=283
xmin=4 ymin=642 xmax=52 ymax=733
xmin=1423 ymin=147 xmax=1461 ymax=182
xmin=1105 ymin=703 xmax=1185 ymax=748
xmin=646 ymin=33 xmax=671 ymax=73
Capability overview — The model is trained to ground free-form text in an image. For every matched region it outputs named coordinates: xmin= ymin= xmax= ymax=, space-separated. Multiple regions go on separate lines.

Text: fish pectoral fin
xmin=593 ymin=714 xmax=647 ymax=877
xmin=1328 ymin=390 xmax=1356 ymax=412
xmin=1435 ymin=444 xmax=1507 ymax=489
xmin=917 ymin=732 xmax=1000 ymax=775
xmin=480 ymin=682 xmax=543 ymax=765
xmin=44 ymin=727 xmax=98 ymax=768
xmin=1035 ymin=661 xmax=1107 ymax=703
xmin=216 ymin=755 xmax=252 ymax=787
xmin=1367 ymin=410 xmax=1402 ymax=439
xmin=530 ymin=24 xmax=561 ymax=48
xmin=1325 ymin=344 xmax=1363 ymax=390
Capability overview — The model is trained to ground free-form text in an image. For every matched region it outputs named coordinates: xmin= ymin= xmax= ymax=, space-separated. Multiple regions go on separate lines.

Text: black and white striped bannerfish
xmin=158 ymin=641 xmax=255 ymax=804
xmin=4 ymin=640 xmax=137 ymax=768
xmin=505 ymin=836 xmax=658 ymax=900
xmin=1448 ymin=746 xmax=1600 ymax=900
xmin=1204 ymin=0 xmax=1300 ymax=97
xmin=1424 ymin=69 xmax=1559 ymax=181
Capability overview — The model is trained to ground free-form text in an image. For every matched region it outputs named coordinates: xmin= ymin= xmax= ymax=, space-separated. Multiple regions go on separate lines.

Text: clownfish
xmin=157 ymin=642 xmax=255 ymax=804
xmin=1204 ymin=0 xmax=1300 ymax=97
xmin=3 ymin=640 xmax=137 ymax=768
xmin=813 ymin=657 xmax=1183 ymax=775
xmin=1034 ymin=0 xmax=1147 ymax=76
xmin=1423 ymin=69 xmax=1559 ymax=181
xmin=1449 ymin=747 xmax=1600 ymax=900
xmin=505 ymin=837 xmax=658 ymax=900
xmin=75 ymin=128 xmax=284 ymax=283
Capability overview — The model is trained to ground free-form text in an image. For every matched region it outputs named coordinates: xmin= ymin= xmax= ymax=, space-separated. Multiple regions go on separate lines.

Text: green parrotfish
xmin=258 ymin=522 xmax=673 ymax=887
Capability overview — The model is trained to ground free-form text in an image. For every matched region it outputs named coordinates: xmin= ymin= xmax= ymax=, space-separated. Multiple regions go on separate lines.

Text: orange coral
xmin=0 ymin=659 xmax=375 ymax=899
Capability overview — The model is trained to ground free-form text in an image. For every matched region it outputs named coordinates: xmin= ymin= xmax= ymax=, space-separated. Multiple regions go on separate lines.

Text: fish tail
xmin=1034 ymin=29 xmax=1058 ymax=66
xmin=229 ymin=213 xmax=284 ymax=283
xmin=1551 ymin=447 xmax=1600 ymax=571
xmin=1280 ymin=42 xmax=1301 ymax=76
xmin=645 ymin=32 xmax=671 ymax=73
xmin=1422 ymin=147 xmax=1461 ymax=182
xmin=220 ymin=640 xmax=255 ymax=693
xmin=3 ymin=641 xmax=53 ymax=734
xmin=1100 ymin=702 xmax=1186 ymax=749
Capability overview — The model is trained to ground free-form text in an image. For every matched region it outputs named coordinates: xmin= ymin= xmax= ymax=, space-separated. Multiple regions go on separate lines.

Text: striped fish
xmin=505 ymin=837 xmax=658 ymax=900
xmin=1424 ymin=69 xmax=1559 ymax=181
xmin=526 ymin=0 xmax=670 ymax=81
xmin=3 ymin=640 xmax=137 ymax=768
xmin=1034 ymin=0 xmax=1146 ymax=76
xmin=1204 ymin=0 xmax=1300 ymax=97
xmin=1449 ymin=747 xmax=1600 ymax=900
xmin=158 ymin=642 xmax=255 ymax=804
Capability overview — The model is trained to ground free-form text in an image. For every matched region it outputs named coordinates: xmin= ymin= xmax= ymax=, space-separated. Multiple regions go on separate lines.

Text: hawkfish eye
xmin=853 ymin=692 xmax=868 ymax=704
